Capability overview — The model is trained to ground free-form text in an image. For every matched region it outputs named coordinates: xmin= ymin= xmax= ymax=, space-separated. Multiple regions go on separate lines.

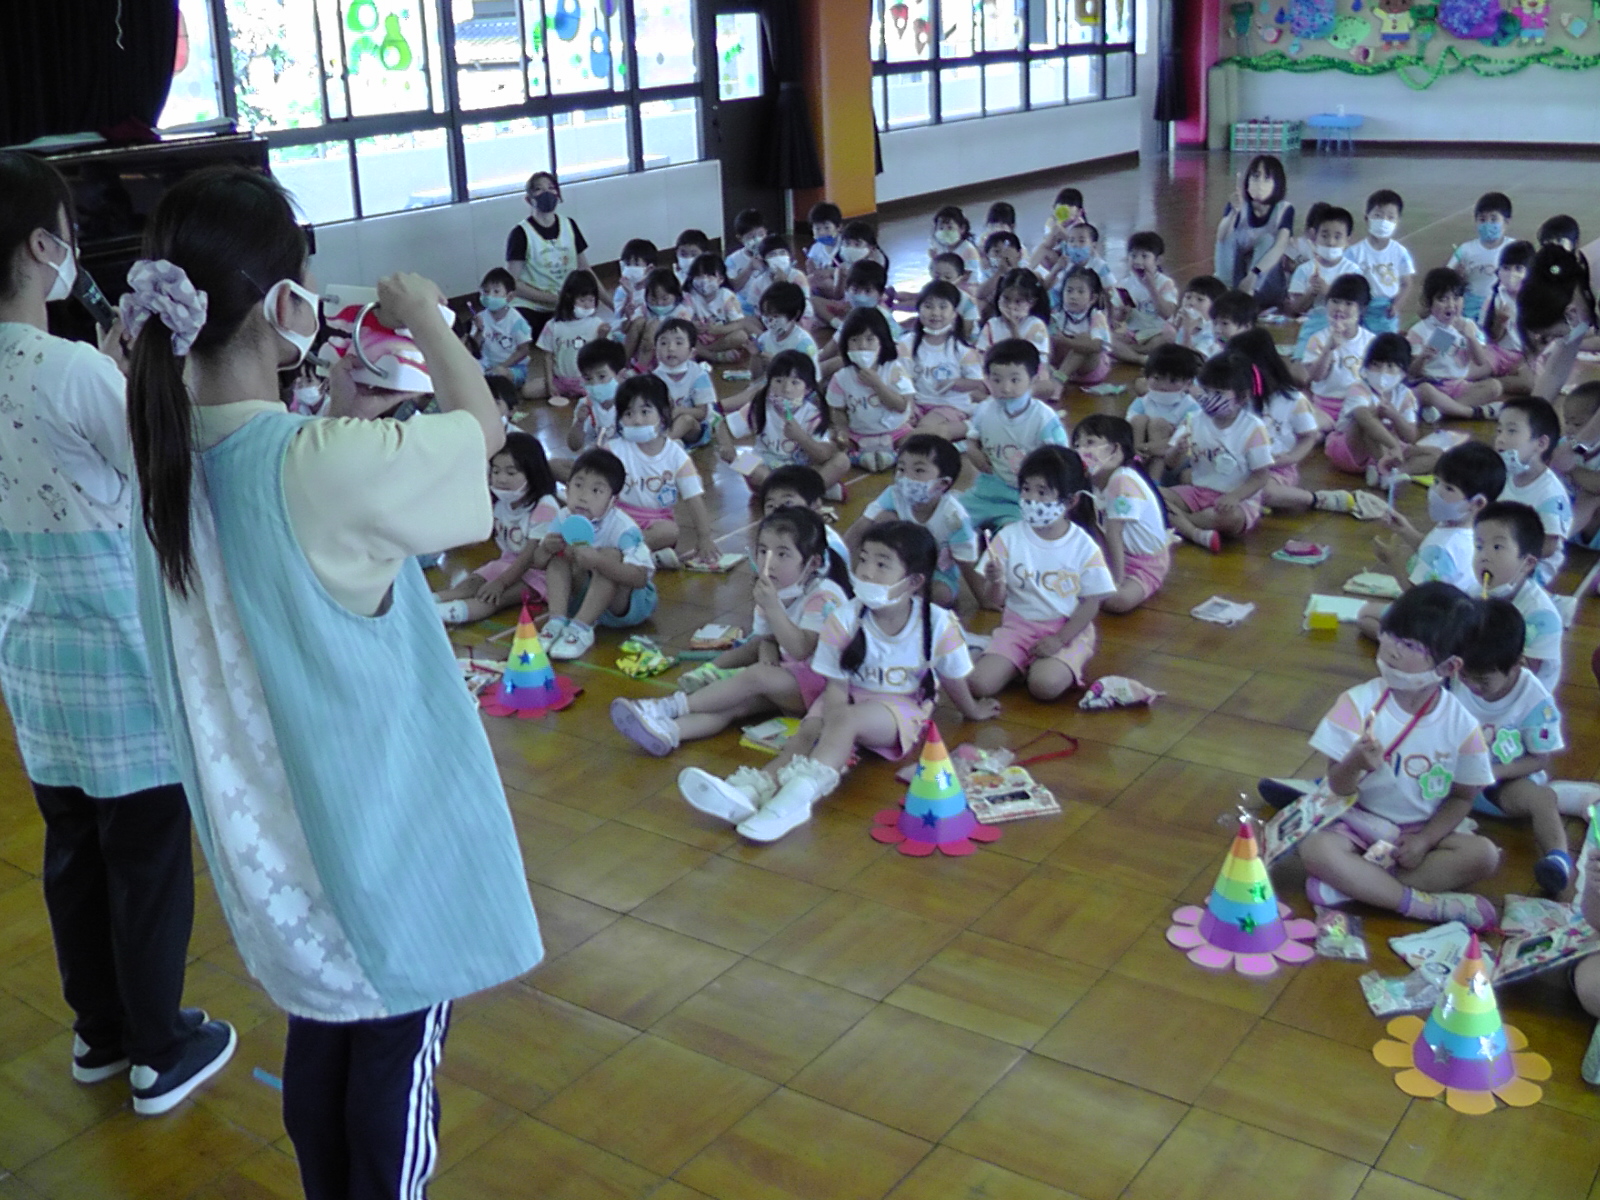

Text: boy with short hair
xmin=673 ymin=228 xmax=709 ymax=283
xmin=652 ymin=318 xmax=718 ymax=447
xmin=758 ymin=465 xmax=849 ymax=558
xmin=1344 ymin=189 xmax=1415 ymax=334
xmin=847 ymin=434 xmax=979 ymax=608
xmin=962 ymin=340 xmax=1069 ymax=530
xmin=805 ymin=201 xmax=844 ymax=278
xmin=1495 ymin=397 xmax=1572 ymax=584
xmin=1452 ymin=599 xmax=1570 ymax=894
xmin=1473 ymin=500 xmax=1564 ymax=693
xmin=726 ymin=208 xmax=769 ymax=307
xmin=1170 ymin=274 xmax=1228 ymax=358
xmin=1111 ymin=230 xmax=1179 ymax=366
xmin=753 ymin=282 xmax=820 ymax=375
xmin=1127 ymin=343 xmax=1203 ymax=460
xmin=1286 ymin=206 xmax=1363 ymax=352
xmin=1447 ymin=192 xmax=1512 ymax=323
xmin=475 ymin=267 xmax=533 ymax=384
xmin=1303 ymin=583 xmax=1502 ymax=929
xmin=1209 ymin=290 xmax=1258 ymax=343
xmin=613 ymin=238 xmax=659 ymax=335
xmin=567 ymin=338 xmax=628 ymax=453
xmin=538 ymin=447 xmax=657 ymax=661
xmin=1407 ymin=267 xmax=1502 ymax=420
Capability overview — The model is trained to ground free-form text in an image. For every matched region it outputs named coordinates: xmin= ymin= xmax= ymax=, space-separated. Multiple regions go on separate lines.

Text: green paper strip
xmin=1222 ymin=46 xmax=1600 ymax=91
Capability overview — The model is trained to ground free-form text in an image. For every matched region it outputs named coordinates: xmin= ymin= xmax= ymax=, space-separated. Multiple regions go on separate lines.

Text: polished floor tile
xmin=1121 ymin=1108 xmax=1368 ymax=1200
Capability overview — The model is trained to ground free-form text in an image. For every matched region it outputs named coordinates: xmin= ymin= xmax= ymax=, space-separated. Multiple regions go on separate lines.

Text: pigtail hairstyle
xmin=502 ymin=431 xmax=557 ymax=508
xmin=758 ymin=506 xmax=851 ymax=596
xmin=1196 ymin=349 xmax=1261 ymax=413
xmin=1518 ymin=244 xmax=1599 ymax=349
xmin=836 ymin=306 xmax=897 ymax=367
xmin=1071 ymin=412 xmax=1170 ymax=529
xmin=128 ymin=167 xmax=308 ymax=594
xmin=752 ymin=349 xmax=818 ymax=437
xmin=1224 ymin=326 xmax=1298 ymax=404
xmin=840 ymin=520 xmax=940 ymax=703
xmin=554 ymin=269 xmax=598 ymax=321
xmin=1017 ymin=445 xmax=1095 ymax=532
xmin=912 ymin=279 xmax=968 ymax=355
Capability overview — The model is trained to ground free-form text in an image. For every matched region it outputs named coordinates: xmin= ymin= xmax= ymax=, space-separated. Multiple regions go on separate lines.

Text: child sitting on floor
xmin=527 ymin=270 xmax=608 ymax=405
xmin=684 ymin=252 xmax=751 ymax=364
xmin=1323 ymin=334 xmax=1435 ymax=489
xmin=1072 ymin=414 xmax=1171 ymax=614
xmin=1482 ymin=240 xmax=1536 ymax=396
xmin=1048 ymin=266 xmax=1113 ymax=391
xmin=905 ymin=281 xmax=986 ymax=443
xmin=825 ymin=307 xmax=916 ymax=472
xmin=1406 ymin=267 xmax=1503 ymax=420
xmin=1495 ymin=397 xmax=1572 ymax=585
xmin=847 ymin=433 xmax=979 ymax=609
xmin=1300 ymin=582 xmax=1501 ymax=930
xmin=475 ymin=267 xmax=533 ymax=386
xmin=962 ymin=338 xmax=1070 ymax=530
xmin=1300 ymin=274 xmax=1375 ymax=427
xmin=1162 ymin=350 xmax=1274 ymax=553
xmin=718 ymin=349 xmax=850 ymax=493
xmin=1111 ymin=230 xmax=1180 ymax=366
xmin=567 ymin=338 xmax=627 ymax=453
xmin=758 ymin=464 xmax=849 ymax=559
xmin=1225 ymin=327 xmax=1324 ymax=514
xmin=1474 ymin=501 xmax=1564 ymax=692
xmin=652 ymin=318 xmax=719 ymax=448
xmin=601 ymin=374 xmax=720 ymax=568
xmin=1127 ymin=344 xmax=1202 ymax=462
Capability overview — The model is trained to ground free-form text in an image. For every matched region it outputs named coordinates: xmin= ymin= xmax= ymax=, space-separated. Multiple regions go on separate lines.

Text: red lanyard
xmin=1371 ymin=687 xmax=1439 ymax=762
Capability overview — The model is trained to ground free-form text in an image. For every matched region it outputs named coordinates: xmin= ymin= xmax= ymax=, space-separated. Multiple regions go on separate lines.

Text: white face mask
xmin=292 ymin=385 xmax=322 ymax=409
xmin=1019 ymin=497 xmax=1066 ymax=527
xmin=574 ymin=302 xmax=597 ymax=319
xmin=1498 ymin=447 xmax=1528 ymax=476
xmin=693 ymin=276 xmax=719 ymax=296
xmin=839 ymin=244 xmax=869 ymax=264
xmin=1368 ymin=218 xmax=1398 ymax=239
xmin=895 ymin=477 xmax=938 ymax=507
xmin=263 ymin=278 xmax=322 ymax=369
xmin=762 ymin=315 xmax=791 ymax=334
xmin=1376 ymin=659 xmax=1441 ymax=693
xmin=1314 ymin=244 xmax=1346 ymax=264
xmin=621 ymin=263 xmax=647 ymax=282
xmin=850 ymin=574 xmax=906 ymax=610
xmin=490 ymin=486 xmax=523 ymax=503
xmin=847 ymin=349 xmax=877 ymax=369
xmin=934 ymin=227 xmax=961 ymax=246
xmin=921 ymin=318 xmax=951 ymax=335
xmin=766 ymin=254 xmax=792 ymax=273
xmin=1487 ymin=579 xmax=1519 ymax=600
xmin=1426 ymin=485 xmax=1472 ymax=524
xmin=42 ymin=231 xmax=77 ymax=303
xmin=621 ymin=422 xmax=658 ymax=443
xmin=1075 ymin=443 xmax=1111 ymax=474
xmin=1364 ymin=367 xmax=1404 ymax=395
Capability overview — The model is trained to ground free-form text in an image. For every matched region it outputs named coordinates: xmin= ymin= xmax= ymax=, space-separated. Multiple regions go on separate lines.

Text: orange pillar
xmin=797 ymin=0 xmax=877 ymax=222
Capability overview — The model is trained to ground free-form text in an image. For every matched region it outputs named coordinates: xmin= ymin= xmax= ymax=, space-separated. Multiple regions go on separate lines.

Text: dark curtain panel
xmin=1153 ymin=0 xmax=1182 ymax=122
xmin=759 ymin=0 xmax=824 ymax=191
xmin=0 ymin=0 xmax=180 ymax=146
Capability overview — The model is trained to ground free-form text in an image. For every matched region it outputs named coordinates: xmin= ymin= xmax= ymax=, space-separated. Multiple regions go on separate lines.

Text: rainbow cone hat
xmin=1167 ymin=815 xmax=1317 ymax=975
xmin=1373 ymin=933 xmax=1550 ymax=1114
xmin=479 ymin=604 xmax=581 ymax=718
xmin=871 ymin=722 xmax=1001 ymax=857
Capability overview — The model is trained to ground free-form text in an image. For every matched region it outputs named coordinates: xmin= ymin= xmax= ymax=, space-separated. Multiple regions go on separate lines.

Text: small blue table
xmin=1305 ymin=113 xmax=1363 ymax=154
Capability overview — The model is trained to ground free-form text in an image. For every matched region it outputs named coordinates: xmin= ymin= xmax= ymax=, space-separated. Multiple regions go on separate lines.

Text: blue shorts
xmin=572 ymin=579 xmax=658 ymax=628
xmin=933 ymin=564 xmax=962 ymax=598
xmin=679 ymin=418 xmax=714 ymax=450
xmin=1362 ymin=298 xmax=1398 ymax=334
xmin=486 ymin=362 xmax=528 ymax=387
xmin=961 ymin=473 xmax=1020 ymax=531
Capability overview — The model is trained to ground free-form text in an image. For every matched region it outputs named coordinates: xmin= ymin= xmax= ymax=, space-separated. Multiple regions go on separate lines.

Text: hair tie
xmin=118 ymin=259 xmax=209 ymax=357
xmin=1250 ymin=363 xmax=1264 ymax=397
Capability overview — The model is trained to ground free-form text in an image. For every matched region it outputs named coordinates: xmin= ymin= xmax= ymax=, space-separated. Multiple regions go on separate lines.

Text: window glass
xmin=463 ymin=116 xmax=550 ymax=197
xmin=1105 ymin=51 xmax=1133 ymax=97
xmin=1106 ymin=0 xmax=1133 ymax=43
xmin=1029 ymin=56 xmax=1064 ymax=107
xmin=883 ymin=0 xmax=931 ymax=62
xmin=1067 ymin=0 xmax=1102 ymax=44
xmin=552 ymin=105 xmax=631 ymax=180
xmin=160 ymin=0 xmax=224 ymax=128
xmin=939 ymin=1 xmax=975 ymax=59
xmin=715 ymin=13 xmax=762 ymax=101
xmin=355 ymin=128 xmax=450 ymax=214
xmin=640 ymin=97 xmax=701 ymax=168
xmin=983 ymin=62 xmax=1022 ymax=114
xmin=939 ymin=66 xmax=982 ymax=121
xmin=226 ymin=0 xmax=325 ymax=130
xmin=450 ymin=0 xmax=524 ymax=109
xmin=982 ymin=0 xmax=1025 ymax=51
xmin=272 ymin=142 xmax=355 ymax=224
xmin=633 ymin=0 xmax=698 ymax=88
xmin=537 ymin=0 xmax=624 ymax=95
xmin=1028 ymin=0 xmax=1064 ymax=48
xmin=884 ymin=72 xmax=931 ymax=128
xmin=339 ymin=0 xmax=432 ymax=116
xmin=1067 ymin=53 xmax=1101 ymax=101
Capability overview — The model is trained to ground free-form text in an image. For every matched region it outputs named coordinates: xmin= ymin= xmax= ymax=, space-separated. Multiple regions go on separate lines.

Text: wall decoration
xmin=1223 ymin=0 xmax=1600 ymax=86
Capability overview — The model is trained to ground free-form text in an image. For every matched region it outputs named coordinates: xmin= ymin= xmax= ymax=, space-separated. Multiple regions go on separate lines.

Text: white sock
xmin=436 ymin=599 xmax=469 ymax=623
xmin=665 ymin=691 xmax=690 ymax=718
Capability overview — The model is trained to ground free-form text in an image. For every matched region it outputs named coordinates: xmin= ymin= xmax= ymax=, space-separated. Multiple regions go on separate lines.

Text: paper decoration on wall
xmin=1223 ymin=0 xmax=1600 ymax=86
xmin=1372 ymin=933 xmax=1551 ymax=1113
xmin=1076 ymin=0 xmax=1103 ymax=24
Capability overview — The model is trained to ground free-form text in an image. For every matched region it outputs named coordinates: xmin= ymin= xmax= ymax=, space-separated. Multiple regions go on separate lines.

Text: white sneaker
xmin=610 ymin=697 xmax=680 ymax=756
xmin=1365 ymin=464 xmax=1380 ymax=488
xmin=736 ymin=757 xmax=841 ymax=842
xmin=549 ymin=621 xmax=594 ymax=661
xmin=542 ymin=616 xmax=570 ymax=646
xmin=653 ymin=548 xmax=682 ymax=570
xmin=1421 ymin=405 xmax=1441 ymax=423
xmin=436 ymin=599 xmax=470 ymax=624
xmin=678 ymin=767 xmax=760 ymax=822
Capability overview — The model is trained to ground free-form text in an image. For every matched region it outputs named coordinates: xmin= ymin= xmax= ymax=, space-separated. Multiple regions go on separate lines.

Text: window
xmin=870 ymin=0 xmax=1133 ymax=128
xmin=218 ymin=0 xmax=704 ymax=222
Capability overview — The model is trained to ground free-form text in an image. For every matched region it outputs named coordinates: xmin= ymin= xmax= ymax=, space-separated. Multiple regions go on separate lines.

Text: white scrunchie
xmin=119 ymin=259 xmax=209 ymax=357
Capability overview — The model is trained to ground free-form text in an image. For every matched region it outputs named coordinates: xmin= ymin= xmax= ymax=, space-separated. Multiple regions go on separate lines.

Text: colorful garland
xmin=1223 ymin=44 xmax=1600 ymax=89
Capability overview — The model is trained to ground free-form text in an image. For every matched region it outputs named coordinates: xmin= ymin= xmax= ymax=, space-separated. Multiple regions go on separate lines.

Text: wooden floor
xmin=4 ymin=148 xmax=1600 ymax=1200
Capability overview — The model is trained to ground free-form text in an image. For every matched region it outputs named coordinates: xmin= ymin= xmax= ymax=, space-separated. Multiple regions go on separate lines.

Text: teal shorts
xmin=571 ymin=579 xmax=658 ymax=628
xmin=961 ymin=473 xmax=1020 ymax=531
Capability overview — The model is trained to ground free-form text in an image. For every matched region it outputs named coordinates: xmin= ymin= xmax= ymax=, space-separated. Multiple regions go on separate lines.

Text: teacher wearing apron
xmin=504 ymin=169 xmax=593 ymax=342
xmin=123 ymin=166 xmax=541 ymax=1200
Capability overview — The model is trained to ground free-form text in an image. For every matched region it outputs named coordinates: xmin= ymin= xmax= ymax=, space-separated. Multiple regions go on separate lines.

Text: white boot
xmin=736 ymin=756 xmax=840 ymax=842
xmin=678 ymin=765 xmax=777 ymax=823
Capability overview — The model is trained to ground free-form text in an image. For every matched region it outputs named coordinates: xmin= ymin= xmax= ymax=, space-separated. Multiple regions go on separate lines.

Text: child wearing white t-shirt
xmin=1494 ymin=398 xmax=1572 ymax=584
xmin=600 ymin=375 xmax=719 ymax=567
xmin=683 ymin=253 xmax=752 ymax=364
xmin=1162 ymin=353 xmax=1274 ymax=552
xmin=1406 ymin=267 xmax=1503 ymax=420
xmin=529 ymin=272 xmax=608 ymax=404
xmin=1110 ymin=231 xmax=1180 ymax=367
xmin=826 ymin=307 xmax=916 ymax=471
xmin=1474 ymin=502 xmax=1564 ymax=693
xmin=1447 ymin=192 xmax=1513 ymax=323
xmin=651 ymin=319 xmax=718 ymax=449
xmin=475 ymin=269 xmax=533 ymax=385
xmin=903 ymin=281 xmax=987 ymax=443
xmin=962 ymin=340 xmax=1069 ymax=530
xmin=717 ymin=350 xmax=849 ymax=493
xmin=970 ymin=445 xmax=1115 ymax=700
xmin=1343 ymin=189 xmax=1415 ymax=334
xmin=1301 ymin=583 xmax=1500 ymax=929
xmin=1286 ymin=206 xmax=1364 ymax=354
xmin=849 ymin=434 xmax=978 ymax=608
xmin=675 ymin=521 xmax=999 ymax=842
xmin=1323 ymin=335 xmax=1438 ymax=484
xmin=1300 ymin=277 xmax=1376 ymax=425
xmin=1127 ymin=344 xmax=1203 ymax=460
xmin=1072 ymin=414 xmax=1171 ymax=613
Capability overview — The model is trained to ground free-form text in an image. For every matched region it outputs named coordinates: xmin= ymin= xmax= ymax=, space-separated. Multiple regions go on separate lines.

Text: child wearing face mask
xmin=1029 ymin=187 xmax=1089 ymax=275
xmin=825 ymin=308 xmax=916 ymax=472
xmin=631 ymin=268 xmax=693 ymax=372
xmin=976 ymin=270 xmax=1053 ymax=397
xmin=1300 ymin=274 xmax=1376 ymax=426
xmin=1451 ymin=598 xmax=1570 ymax=896
xmin=753 ymin=282 xmax=820 ymax=378
xmin=742 ymin=235 xmax=811 ymax=336
xmin=1287 ymin=207 xmax=1363 ymax=355
xmin=434 ymin=432 xmax=559 ymax=623
xmin=962 ymin=339 xmax=1069 ymax=531
xmin=726 ymin=208 xmax=769 ymax=309
xmin=1359 ymin=441 xmax=1506 ymax=639
xmin=1344 ymin=190 xmax=1415 ymax=335
xmin=651 ymin=318 xmax=718 ymax=449
xmin=1221 ymin=327 xmax=1328 ymax=515
xmin=598 ymin=374 xmax=719 ymax=568
xmin=1127 ymin=344 xmax=1203 ymax=463
xmin=1040 ymin=221 xmax=1113 ymax=293
xmin=815 ymin=231 xmax=893 ymax=337
xmin=1323 ymin=335 xmax=1438 ymax=491
xmin=1407 ymin=267 xmax=1503 ymax=420
xmin=1473 ymin=501 xmax=1563 ymax=693
xmin=1048 ymin=266 xmax=1113 ymax=390
xmin=683 ymin=252 xmax=750 ymax=365
xmin=527 ymin=270 xmax=609 ymax=406
xmin=927 ymin=252 xmax=983 ymax=337
xmin=1300 ymin=582 xmax=1501 ymax=930
xmin=905 ymin=281 xmax=987 ymax=443
xmin=1110 ymin=231 xmax=1179 ymax=367
xmin=969 ymin=445 xmax=1115 ymax=700
xmin=475 ymin=267 xmax=534 ymax=385
xmin=1483 ymin=240 xmax=1536 ymax=395
xmin=719 ymin=350 xmax=849 ymax=492
xmin=928 ymin=205 xmax=982 ymax=277
xmin=975 ymin=231 xmax=1025 ymax=308
xmin=286 ymin=360 xmax=327 ymax=415
xmin=1448 ymin=192 xmax=1513 ymax=324
xmin=980 ymin=201 xmax=1030 ymax=266
xmin=1072 ymin=415 xmax=1171 ymax=614
xmin=1162 ymin=351 xmax=1274 ymax=553
xmin=612 ymin=238 xmax=658 ymax=353
xmin=817 ymin=260 xmax=899 ymax=369
xmin=568 ymin=339 xmax=628 ymax=454
xmin=848 ymin=434 xmax=978 ymax=608
xmin=612 ymin=506 xmax=852 ymax=760
xmin=805 ymin=201 xmax=844 ymax=287
xmin=1494 ymin=398 xmax=1571 ymax=585
xmin=672 ymin=229 xmax=709 ymax=284
xmin=677 ymin=521 xmax=999 ymax=842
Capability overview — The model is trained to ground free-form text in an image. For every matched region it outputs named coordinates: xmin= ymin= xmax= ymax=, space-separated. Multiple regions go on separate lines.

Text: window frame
xmin=869 ymin=0 xmax=1135 ymax=128
xmin=204 ymin=0 xmax=703 ymax=223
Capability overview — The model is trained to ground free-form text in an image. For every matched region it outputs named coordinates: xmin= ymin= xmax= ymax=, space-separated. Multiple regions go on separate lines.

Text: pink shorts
xmin=985 ymin=609 xmax=1097 ymax=686
xmin=914 ymin=402 xmax=970 ymax=430
xmin=1488 ymin=345 xmax=1524 ymax=376
xmin=618 ymin=501 xmax=673 ymax=529
xmin=1327 ymin=808 xmax=1423 ymax=855
xmin=1167 ymin=484 xmax=1263 ymax=531
xmin=1267 ymin=462 xmax=1300 ymax=488
xmin=553 ymin=375 xmax=585 ymax=399
xmin=1067 ymin=352 xmax=1112 ymax=385
xmin=1323 ymin=428 xmax=1370 ymax=474
xmin=1310 ymin=393 xmax=1344 ymax=424
xmin=783 ymin=659 xmax=830 ymax=709
xmin=1424 ymin=377 xmax=1470 ymax=400
xmin=850 ymin=423 xmax=912 ymax=454
xmin=1122 ymin=548 xmax=1170 ymax=602
xmin=474 ymin=556 xmax=548 ymax=598
xmin=804 ymin=688 xmax=931 ymax=761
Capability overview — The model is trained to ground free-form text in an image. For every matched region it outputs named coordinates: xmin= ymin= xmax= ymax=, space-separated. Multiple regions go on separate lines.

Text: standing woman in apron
xmin=504 ymin=169 xmax=593 ymax=343
xmin=1213 ymin=154 xmax=1295 ymax=310
xmin=123 ymin=167 xmax=542 ymax=1200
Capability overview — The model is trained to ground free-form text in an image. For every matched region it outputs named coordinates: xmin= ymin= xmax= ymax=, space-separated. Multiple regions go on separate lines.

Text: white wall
xmin=1232 ymin=66 xmax=1600 ymax=145
xmin=307 ymin=159 xmax=722 ymax=298
xmin=876 ymin=96 xmax=1143 ymax=203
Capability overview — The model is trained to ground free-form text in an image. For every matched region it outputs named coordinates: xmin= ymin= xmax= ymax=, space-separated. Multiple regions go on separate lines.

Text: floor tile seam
xmin=629 ymin=879 xmax=835 ymax=956
xmin=524 ymin=910 xmax=741 ymax=987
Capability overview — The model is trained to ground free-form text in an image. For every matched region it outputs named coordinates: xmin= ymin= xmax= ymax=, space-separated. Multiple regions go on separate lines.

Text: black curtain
xmin=759 ymin=0 xmax=824 ymax=192
xmin=0 ymin=0 xmax=180 ymax=146
xmin=1152 ymin=0 xmax=1183 ymax=122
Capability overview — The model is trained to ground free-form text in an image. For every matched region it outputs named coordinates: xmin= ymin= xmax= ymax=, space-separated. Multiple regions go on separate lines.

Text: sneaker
xmin=653 ymin=548 xmax=682 ymax=570
xmin=73 ymin=1007 xmax=209 ymax=1084
xmin=436 ymin=599 xmax=470 ymax=624
xmin=1421 ymin=405 xmax=1441 ymax=423
xmin=541 ymin=616 xmax=570 ymax=646
xmin=678 ymin=767 xmax=760 ymax=823
xmin=130 ymin=1019 xmax=237 ymax=1116
xmin=1534 ymin=849 xmax=1574 ymax=896
xmin=1478 ymin=401 xmax=1504 ymax=419
xmin=1313 ymin=489 xmax=1356 ymax=514
xmin=610 ymin=697 xmax=680 ymax=756
xmin=1425 ymin=892 xmax=1498 ymax=931
xmin=549 ymin=621 xmax=594 ymax=661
